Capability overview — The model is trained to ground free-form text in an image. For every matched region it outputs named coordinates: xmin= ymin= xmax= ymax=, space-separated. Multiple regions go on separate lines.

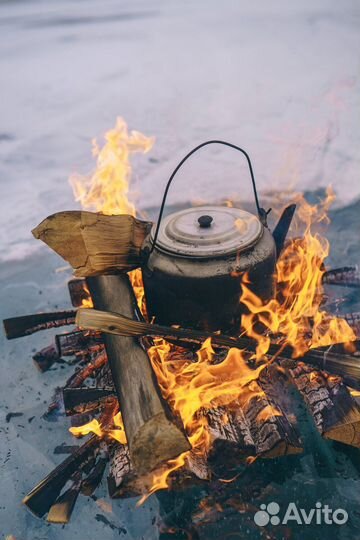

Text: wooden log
xmin=32 ymin=211 xmax=152 ymax=276
xmin=63 ymin=387 xmax=116 ymax=416
xmin=46 ymin=474 xmax=82 ymax=524
xmin=288 ymin=362 xmax=360 ymax=448
xmin=3 ymin=310 xmax=75 ymax=339
xmin=76 ymin=308 xmax=360 ymax=386
xmin=68 ymin=278 xmax=92 ymax=307
xmin=81 ymin=454 xmax=108 ymax=496
xmin=86 ymin=274 xmax=190 ymax=474
xmin=55 ymin=330 xmax=103 ymax=357
xmin=23 ymin=435 xmax=99 ymax=517
xmin=323 ymin=266 xmax=360 ymax=288
xmin=33 ymin=344 xmax=61 ymax=372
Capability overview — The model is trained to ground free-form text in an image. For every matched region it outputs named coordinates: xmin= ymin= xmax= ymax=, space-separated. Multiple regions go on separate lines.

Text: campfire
xmin=4 ymin=118 xmax=360 ymax=525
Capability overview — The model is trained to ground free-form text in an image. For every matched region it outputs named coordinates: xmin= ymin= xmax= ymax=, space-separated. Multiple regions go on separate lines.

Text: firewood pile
xmin=3 ymin=265 xmax=360 ymax=524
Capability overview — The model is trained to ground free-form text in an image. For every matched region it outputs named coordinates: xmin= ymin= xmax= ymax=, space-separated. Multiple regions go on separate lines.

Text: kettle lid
xmin=150 ymin=205 xmax=263 ymax=258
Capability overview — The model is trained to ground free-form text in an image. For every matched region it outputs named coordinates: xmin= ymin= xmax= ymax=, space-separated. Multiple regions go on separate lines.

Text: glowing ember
xmin=69 ymin=117 xmax=355 ymax=501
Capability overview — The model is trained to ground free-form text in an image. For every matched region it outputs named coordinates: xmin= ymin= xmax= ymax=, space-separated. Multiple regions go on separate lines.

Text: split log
xmin=289 ymin=362 xmax=360 ymax=448
xmin=32 ymin=211 xmax=152 ymax=276
xmin=68 ymin=278 xmax=92 ymax=307
xmin=23 ymin=435 xmax=99 ymax=517
xmin=107 ymin=443 xmax=209 ymax=499
xmin=86 ymin=274 xmax=190 ymax=474
xmin=63 ymin=387 xmax=116 ymax=416
xmin=81 ymin=453 xmax=108 ymax=496
xmin=33 ymin=344 xmax=61 ymax=372
xmin=47 ymin=473 xmax=82 ymax=524
xmin=3 ymin=310 xmax=75 ymax=339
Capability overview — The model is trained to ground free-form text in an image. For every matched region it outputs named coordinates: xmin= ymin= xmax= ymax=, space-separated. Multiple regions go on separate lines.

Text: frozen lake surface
xmin=0 ymin=1 xmax=360 ymax=539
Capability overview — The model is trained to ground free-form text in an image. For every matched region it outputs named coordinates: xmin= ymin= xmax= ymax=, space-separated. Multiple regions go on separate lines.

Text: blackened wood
xmin=323 ymin=266 xmax=360 ymax=288
xmin=46 ymin=474 xmax=82 ymax=524
xmin=23 ymin=435 xmax=99 ymax=517
xmin=33 ymin=344 xmax=61 ymax=372
xmin=55 ymin=330 xmax=102 ymax=357
xmin=3 ymin=310 xmax=76 ymax=339
xmin=344 ymin=312 xmax=360 ymax=338
xmin=204 ymin=407 xmax=255 ymax=456
xmin=86 ymin=274 xmax=190 ymax=474
xmin=272 ymin=204 xmax=296 ymax=258
xmin=63 ymin=387 xmax=116 ymax=416
xmin=289 ymin=362 xmax=360 ymax=447
xmin=68 ymin=278 xmax=91 ymax=307
xmin=81 ymin=455 xmax=108 ymax=496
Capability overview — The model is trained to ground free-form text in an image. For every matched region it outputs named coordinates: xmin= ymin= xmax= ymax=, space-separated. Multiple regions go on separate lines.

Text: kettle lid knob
xmin=198 ymin=215 xmax=213 ymax=228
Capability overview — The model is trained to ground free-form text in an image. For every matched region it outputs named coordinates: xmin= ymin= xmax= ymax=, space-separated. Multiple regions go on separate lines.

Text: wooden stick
xmin=3 ymin=310 xmax=76 ymax=339
xmin=76 ymin=308 xmax=360 ymax=387
xmin=86 ymin=274 xmax=190 ymax=474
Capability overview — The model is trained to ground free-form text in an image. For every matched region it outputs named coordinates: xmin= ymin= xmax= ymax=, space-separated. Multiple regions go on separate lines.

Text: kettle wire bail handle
xmin=149 ymin=140 xmax=270 ymax=255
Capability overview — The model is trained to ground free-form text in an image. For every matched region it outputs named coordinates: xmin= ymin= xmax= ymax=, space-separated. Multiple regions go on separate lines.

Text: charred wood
xmin=55 ymin=330 xmax=102 ymax=357
xmin=323 ymin=266 xmax=360 ymax=288
xmin=46 ymin=473 xmax=82 ymax=524
xmin=63 ymin=387 xmax=116 ymax=416
xmin=3 ymin=310 xmax=76 ymax=339
xmin=289 ymin=362 xmax=360 ymax=448
xmin=33 ymin=344 xmax=61 ymax=372
xmin=68 ymin=278 xmax=91 ymax=307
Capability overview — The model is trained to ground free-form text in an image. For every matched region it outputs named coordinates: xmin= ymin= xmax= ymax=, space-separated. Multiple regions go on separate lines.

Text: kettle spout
xmin=272 ymin=204 xmax=296 ymax=259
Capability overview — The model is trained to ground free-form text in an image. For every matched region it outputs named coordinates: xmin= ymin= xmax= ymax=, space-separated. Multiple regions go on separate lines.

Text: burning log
xmin=3 ymin=310 xmax=76 ymax=339
xmin=63 ymin=387 xmax=116 ymax=416
xmin=289 ymin=362 xmax=360 ymax=448
xmin=76 ymin=308 xmax=360 ymax=387
xmin=65 ymin=349 xmax=108 ymax=389
xmin=33 ymin=344 xmax=61 ymax=372
xmin=86 ymin=274 xmax=190 ymax=473
xmin=323 ymin=266 xmax=360 ymax=288
xmin=68 ymin=278 xmax=92 ymax=307
xmin=32 ymin=211 xmax=152 ymax=277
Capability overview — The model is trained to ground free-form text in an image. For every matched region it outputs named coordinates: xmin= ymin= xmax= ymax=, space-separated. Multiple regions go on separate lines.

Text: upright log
xmin=86 ymin=274 xmax=190 ymax=473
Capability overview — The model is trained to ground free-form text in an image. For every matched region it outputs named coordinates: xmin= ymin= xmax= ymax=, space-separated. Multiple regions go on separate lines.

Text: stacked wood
xmin=32 ymin=211 xmax=152 ymax=276
xmin=86 ymin=274 xmax=190 ymax=473
xmin=63 ymin=387 xmax=116 ymax=416
xmin=288 ymin=361 xmax=360 ymax=447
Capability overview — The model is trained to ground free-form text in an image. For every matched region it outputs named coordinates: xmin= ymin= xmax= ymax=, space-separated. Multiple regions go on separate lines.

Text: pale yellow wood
xmin=32 ymin=211 xmax=152 ymax=277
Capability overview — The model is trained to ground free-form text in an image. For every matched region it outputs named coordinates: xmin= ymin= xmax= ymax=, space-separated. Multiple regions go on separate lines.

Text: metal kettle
xmin=141 ymin=141 xmax=293 ymax=333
